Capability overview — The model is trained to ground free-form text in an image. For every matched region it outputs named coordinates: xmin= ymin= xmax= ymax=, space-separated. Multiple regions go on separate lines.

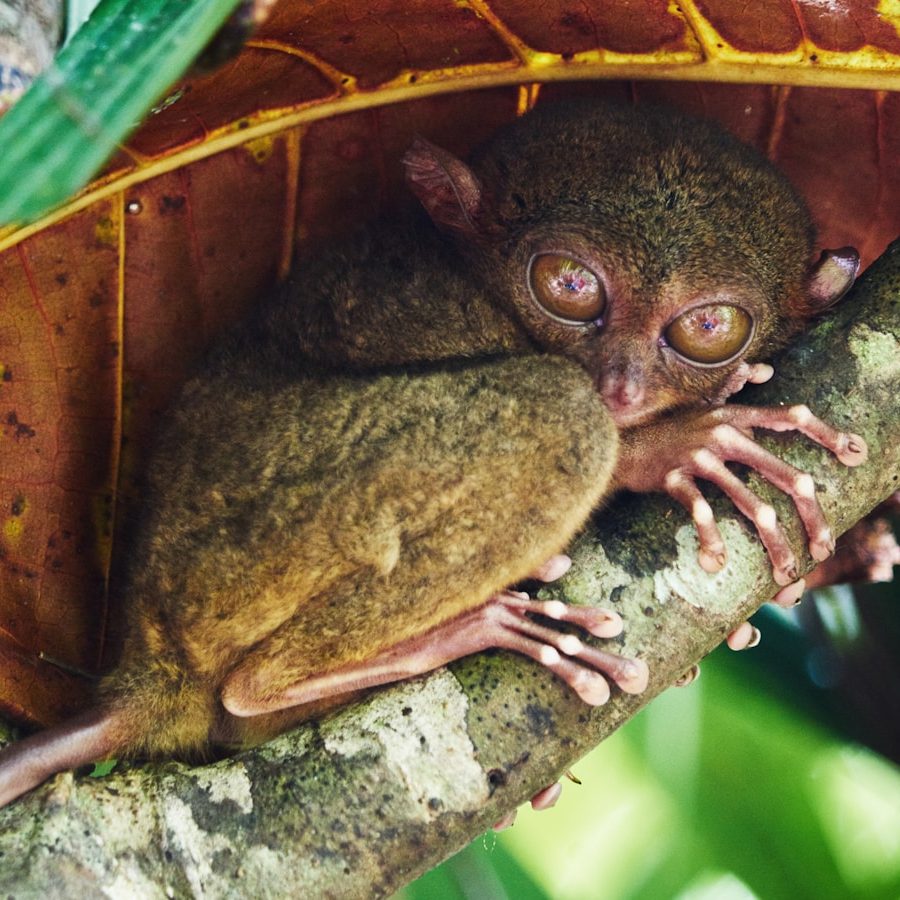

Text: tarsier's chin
xmin=0 ymin=100 xmax=868 ymax=812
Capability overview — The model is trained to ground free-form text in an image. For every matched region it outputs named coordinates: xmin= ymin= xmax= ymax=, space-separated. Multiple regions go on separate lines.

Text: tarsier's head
xmin=404 ymin=100 xmax=857 ymax=428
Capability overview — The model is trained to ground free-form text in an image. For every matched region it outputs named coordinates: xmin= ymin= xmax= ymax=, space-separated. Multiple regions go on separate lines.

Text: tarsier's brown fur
xmin=0 ymin=101 xmax=861 ymax=807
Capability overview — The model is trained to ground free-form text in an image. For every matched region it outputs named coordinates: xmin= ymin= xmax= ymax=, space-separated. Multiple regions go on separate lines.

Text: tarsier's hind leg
xmin=221 ymin=560 xmax=648 ymax=721
xmin=220 ymin=355 xmax=646 ymax=722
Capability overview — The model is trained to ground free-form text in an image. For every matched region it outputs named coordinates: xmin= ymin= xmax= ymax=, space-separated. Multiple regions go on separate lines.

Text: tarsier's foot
xmin=386 ymin=553 xmax=647 ymax=706
xmin=475 ymin=556 xmax=646 ymax=831
xmin=466 ymin=588 xmax=649 ymax=703
xmin=223 ymin=555 xmax=647 ymax=716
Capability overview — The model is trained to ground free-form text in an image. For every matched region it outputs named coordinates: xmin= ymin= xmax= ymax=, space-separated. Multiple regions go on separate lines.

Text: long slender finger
xmin=727 ymin=621 xmax=761 ymax=651
xmin=501 ymin=592 xmax=623 ymax=638
xmin=572 ymin=642 xmax=650 ymax=694
xmin=689 ymin=449 xmax=797 ymax=584
xmin=745 ymin=363 xmax=774 ymax=384
xmin=497 ymin=605 xmax=646 ymax=693
xmin=707 ymin=424 xmax=835 ymax=561
xmin=772 ymin=578 xmax=806 ymax=607
xmin=531 ymin=782 xmax=563 ymax=811
xmin=719 ymin=404 xmax=867 ymax=466
xmin=662 ymin=469 xmax=727 ymax=571
xmin=529 ymin=554 xmax=572 ymax=583
xmin=505 ymin=639 xmax=611 ymax=705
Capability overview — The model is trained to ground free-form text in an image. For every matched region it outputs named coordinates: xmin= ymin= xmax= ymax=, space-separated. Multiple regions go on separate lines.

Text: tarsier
xmin=0 ymin=100 xmax=868 ymax=809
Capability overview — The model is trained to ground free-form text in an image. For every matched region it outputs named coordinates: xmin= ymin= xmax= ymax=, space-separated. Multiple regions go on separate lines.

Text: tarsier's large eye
xmin=528 ymin=254 xmax=605 ymax=323
xmin=664 ymin=304 xmax=753 ymax=364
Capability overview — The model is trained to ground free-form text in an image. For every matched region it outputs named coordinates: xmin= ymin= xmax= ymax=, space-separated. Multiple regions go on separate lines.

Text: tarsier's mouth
xmin=601 ymin=397 xmax=675 ymax=432
xmin=599 ymin=406 xmax=642 ymax=429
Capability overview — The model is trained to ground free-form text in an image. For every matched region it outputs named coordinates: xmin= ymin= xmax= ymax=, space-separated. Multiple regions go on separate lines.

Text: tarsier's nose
xmin=599 ymin=368 xmax=645 ymax=417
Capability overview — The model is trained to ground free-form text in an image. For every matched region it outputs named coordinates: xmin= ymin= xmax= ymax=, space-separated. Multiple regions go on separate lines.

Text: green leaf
xmin=89 ymin=759 xmax=118 ymax=778
xmin=0 ymin=0 xmax=242 ymax=225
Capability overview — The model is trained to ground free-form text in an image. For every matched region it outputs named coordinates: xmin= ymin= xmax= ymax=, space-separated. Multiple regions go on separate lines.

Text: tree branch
xmin=1 ymin=239 xmax=898 ymax=899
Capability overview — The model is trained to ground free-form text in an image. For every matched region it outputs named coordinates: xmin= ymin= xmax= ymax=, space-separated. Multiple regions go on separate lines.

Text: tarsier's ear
xmin=807 ymin=247 xmax=860 ymax=311
xmin=403 ymin=137 xmax=490 ymax=237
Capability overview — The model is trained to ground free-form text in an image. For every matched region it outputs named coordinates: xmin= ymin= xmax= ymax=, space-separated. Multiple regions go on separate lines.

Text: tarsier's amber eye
xmin=528 ymin=254 xmax=605 ymax=323
xmin=664 ymin=304 xmax=753 ymax=364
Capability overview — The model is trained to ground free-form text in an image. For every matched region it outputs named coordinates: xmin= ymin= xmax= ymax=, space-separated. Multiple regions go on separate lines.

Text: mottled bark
xmin=1 ymin=239 xmax=898 ymax=899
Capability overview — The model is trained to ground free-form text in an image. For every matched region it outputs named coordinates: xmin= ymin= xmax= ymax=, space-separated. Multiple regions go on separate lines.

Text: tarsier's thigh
xmin=222 ymin=354 xmax=617 ymax=711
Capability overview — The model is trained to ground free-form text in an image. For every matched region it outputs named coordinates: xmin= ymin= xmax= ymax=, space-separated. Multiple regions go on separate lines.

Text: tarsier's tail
xmin=0 ymin=706 xmax=125 ymax=808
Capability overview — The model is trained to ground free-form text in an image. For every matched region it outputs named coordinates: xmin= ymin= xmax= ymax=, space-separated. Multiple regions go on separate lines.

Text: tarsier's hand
xmin=614 ymin=394 xmax=868 ymax=586
xmin=657 ymin=362 xmax=870 ymax=664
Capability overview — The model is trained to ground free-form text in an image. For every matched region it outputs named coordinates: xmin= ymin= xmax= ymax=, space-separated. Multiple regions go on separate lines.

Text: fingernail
xmin=531 ymin=782 xmax=563 ymax=811
xmin=699 ymin=549 xmax=726 ymax=573
xmin=747 ymin=627 xmax=761 ymax=648
xmin=811 ymin=537 xmax=833 ymax=562
xmin=675 ymin=664 xmax=700 ymax=687
xmin=540 ymin=555 xmax=572 ymax=581
xmin=845 ymin=435 xmax=868 ymax=463
xmin=774 ymin=578 xmax=806 ymax=607
xmin=587 ymin=611 xmax=622 ymax=638
xmin=774 ymin=566 xmax=794 ymax=587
